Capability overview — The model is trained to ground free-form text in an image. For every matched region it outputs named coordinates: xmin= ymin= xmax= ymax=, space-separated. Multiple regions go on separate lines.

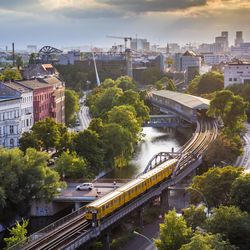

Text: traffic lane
xmin=59 ymin=183 xmax=124 ymax=198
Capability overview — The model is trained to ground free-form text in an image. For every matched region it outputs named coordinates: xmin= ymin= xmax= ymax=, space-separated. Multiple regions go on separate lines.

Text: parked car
xmin=75 ymin=119 xmax=81 ymax=126
xmin=76 ymin=183 xmax=93 ymax=191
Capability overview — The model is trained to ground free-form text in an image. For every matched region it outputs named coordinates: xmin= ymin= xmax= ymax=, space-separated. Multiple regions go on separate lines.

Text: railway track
xmin=10 ymin=118 xmax=217 ymax=250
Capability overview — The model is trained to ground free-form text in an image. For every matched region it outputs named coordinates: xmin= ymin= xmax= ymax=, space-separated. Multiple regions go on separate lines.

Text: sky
xmin=0 ymin=0 xmax=250 ymax=50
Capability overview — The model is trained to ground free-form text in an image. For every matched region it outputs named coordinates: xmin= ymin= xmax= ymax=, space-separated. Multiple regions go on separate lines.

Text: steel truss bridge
xmin=10 ymin=117 xmax=218 ymax=250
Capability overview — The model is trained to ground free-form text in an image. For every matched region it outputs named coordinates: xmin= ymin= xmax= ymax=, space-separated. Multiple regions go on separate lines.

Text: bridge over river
xmin=11 ymin=90 xmax=218 ymax=250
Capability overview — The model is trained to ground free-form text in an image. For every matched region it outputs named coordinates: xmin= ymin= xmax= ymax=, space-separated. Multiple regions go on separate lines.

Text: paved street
xmin=54 ymin=182 xmax=125 ymax=202
xmin=78 ymin=104 xmax=91 ymax=130
xmin=235 ymin=123 xmax=250 ymax=170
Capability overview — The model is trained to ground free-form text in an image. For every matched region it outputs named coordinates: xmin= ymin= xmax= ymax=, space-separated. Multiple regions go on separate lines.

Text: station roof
xmin=152 ymin=90 xmax=210 ymax=110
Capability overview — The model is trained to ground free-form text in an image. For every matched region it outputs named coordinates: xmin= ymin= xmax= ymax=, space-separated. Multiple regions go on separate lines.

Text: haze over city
xmin=1 ymin=0 xmax=250 ymax=49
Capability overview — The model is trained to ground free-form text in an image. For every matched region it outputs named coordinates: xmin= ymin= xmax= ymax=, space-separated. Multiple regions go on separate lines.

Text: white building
xmin=2 ymin=82 xmax=33 ymax=133
xmin=224 ymin=61 xmax=250 ymax=87
xmin=231 ymin=43 xmax=250 ymax=59
xmin=58 ymin=50 xmax=81 ymax=65
xmin=0 ymin=97 xmax=21 ymax=148
xmin=181 ymin=51 xmax=201 ymax=71
xmin=204 ymin=54 xmax=232 ymax=65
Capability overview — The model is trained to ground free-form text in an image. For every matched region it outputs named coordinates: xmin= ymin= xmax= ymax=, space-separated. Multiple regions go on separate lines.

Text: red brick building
xmin=15 ymin=77 xmax=65 ymax=124
xmin=17 ymin=79 xmax=54 ymax=122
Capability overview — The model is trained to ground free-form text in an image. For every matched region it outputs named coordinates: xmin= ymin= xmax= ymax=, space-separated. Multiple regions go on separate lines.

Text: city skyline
xmin=1 ymin=0 xmax=250 ymax=49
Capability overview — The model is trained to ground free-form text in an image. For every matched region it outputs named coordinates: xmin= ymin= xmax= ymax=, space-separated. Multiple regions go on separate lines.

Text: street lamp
xmin=133 ymin=231 xmax=156 ymax=250
xmin=186 ymin=187 xmax=210 ymax=216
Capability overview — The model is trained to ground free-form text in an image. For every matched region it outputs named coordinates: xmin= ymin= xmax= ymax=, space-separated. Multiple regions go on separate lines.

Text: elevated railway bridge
xmin=11 ymin=91 xmax=218 ymax=250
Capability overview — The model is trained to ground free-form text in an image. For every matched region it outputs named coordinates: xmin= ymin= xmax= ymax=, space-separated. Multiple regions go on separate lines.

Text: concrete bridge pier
xmin=139 ymin=206 xmax=145 ymax=228
xmin=160 ymin=188 xmax=170 ymax=212
xmin=103 ymin=232 xmax=110 ymax=250
xmin=74 ymin=202 xmax=82 ymax=211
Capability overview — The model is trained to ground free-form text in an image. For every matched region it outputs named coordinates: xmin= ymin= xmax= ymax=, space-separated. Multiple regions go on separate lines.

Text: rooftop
xmin=228 ymin=60 xmax=250 ymax=65
xmin=3 ymin=81 xmax=31 ymax=93
xmin=17 ymin=79 xmax=53 ymax=90
xmin=183 ymin=50 xmax=197 ymax=57
xmin=152 ymin=90 xmax=210 ymax=110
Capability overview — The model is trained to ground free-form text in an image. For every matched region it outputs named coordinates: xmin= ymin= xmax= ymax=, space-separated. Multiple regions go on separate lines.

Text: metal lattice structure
xmin=38 ymin=46 xmax=63 ymax=63
xmin=140 ymin=152 xmax=183 ymax=175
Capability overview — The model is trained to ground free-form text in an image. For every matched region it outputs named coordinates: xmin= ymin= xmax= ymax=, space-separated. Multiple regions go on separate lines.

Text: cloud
xmin=97 ymin=0 xmax=208 ymax=13
xmin=57 ymin=6 xmax=123 ymax=19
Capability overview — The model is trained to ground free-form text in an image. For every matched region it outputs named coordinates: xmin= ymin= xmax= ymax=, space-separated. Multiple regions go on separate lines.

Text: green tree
xmin=32 ymin=118 xmax=61 ymax=151
xmin=118 ymin=90 xmax=150 ymax=124
xmin=28 ymin=53 xmax=36 ymax=65
xmin=107 ymin=105 xmax=141 ymax=140
xmin=206 ymin=206 xmax=250 ymax=249
xmin=187 ymin=71 xmax=223 ymax=95
xmin=180 ymin=232 xmax=236 ymax=250
xmin=205 ymin=133 xmax=243 ymax=165
xmin=115 ymin=75 xmax=137 ymax=91
xmin=73 ymin=129 xmax=104 ymax=174
xmin=100 ymin=78 xmax=116 ymax=89
xmin=55 ymin=151 xmax=92 ymax=179
xmin=88 ymin=118 xmax=104 ymax=134
xmin=154 ymin=209 xmax=192 ymax=250
xmin=65 ymin=89 xmax=80 ymax=126
xmin=0 ymin=148 xmax=63 ymax=222
xmin=189 ymin=166 xmax=243 ymax=208
xmin=2 ymin=68 xmax=22 ymax=80
xmin=155 ymin=80 xmax=164 ymax=90
xmin=208 ymin=90 xmax=248 ymax=136
xmin=4 ymin=219 xmax=29 ymax=248
xmin=90 ymin=87 xmax=123 ymax=117
xmin=182 ymin=205 xmax=206 ymax=230
xmin=230 ymin=173 xmax=250 ymax=213
xmin=19 ymin=131 xmax=42 ymax=152
xmin=16 ymin=55 xmax=24 ymax=70
xmin=187 ymin=75 xmax=200 ymax=94
xmin=101 ymin=123 xmax=133 ymax=168
xmin=166 ymin=78 xmax=177 ymax=91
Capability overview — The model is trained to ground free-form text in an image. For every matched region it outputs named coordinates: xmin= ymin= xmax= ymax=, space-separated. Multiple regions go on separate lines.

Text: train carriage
xmin=86 ymin=159 xmax=178 ymax=224
xmin=116 ymin=178 xmax=147 ymax=203
xmin=86 ymin=190 xmax=124 ymax=221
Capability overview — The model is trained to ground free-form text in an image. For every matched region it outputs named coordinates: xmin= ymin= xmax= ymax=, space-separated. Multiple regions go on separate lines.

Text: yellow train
xmin=86 ymin=159 xmax=177 ymax=225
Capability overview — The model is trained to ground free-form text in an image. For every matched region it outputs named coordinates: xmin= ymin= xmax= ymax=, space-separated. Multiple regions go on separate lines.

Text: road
xmin=78 ymin=104 xmax=91 ymax=130
xmin=235 ymin=123 xmax=250 ymax=170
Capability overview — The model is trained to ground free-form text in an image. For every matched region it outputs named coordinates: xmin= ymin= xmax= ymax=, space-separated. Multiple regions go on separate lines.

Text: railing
xmin=9 ymin=206 xmax=87 ymax=250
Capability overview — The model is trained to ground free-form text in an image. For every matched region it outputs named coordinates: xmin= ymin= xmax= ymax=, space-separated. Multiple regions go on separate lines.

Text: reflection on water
xmin=106 ymin=127 xmax=192 ymax=179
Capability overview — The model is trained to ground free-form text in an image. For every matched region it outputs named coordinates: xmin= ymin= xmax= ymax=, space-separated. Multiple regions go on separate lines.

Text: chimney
xmin=12 ymin=42 xmax=15 ymax=67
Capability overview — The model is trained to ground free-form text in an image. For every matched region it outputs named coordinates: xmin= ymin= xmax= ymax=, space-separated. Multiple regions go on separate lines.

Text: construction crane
xmin=107 ymin=35 xmax=132 ymax=50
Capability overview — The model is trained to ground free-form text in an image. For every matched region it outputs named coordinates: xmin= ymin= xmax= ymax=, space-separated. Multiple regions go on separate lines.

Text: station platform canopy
xmin=152 ymin=90 xmax=210 ymax=110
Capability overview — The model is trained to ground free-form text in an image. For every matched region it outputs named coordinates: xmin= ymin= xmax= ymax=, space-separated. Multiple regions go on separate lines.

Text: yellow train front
xmin=86 ymin=159 xmax=177 ymax=226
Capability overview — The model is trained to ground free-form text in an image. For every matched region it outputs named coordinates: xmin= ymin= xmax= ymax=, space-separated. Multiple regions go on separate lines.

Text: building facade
xmin=0 ymin=97 xmax=21 ymax=148
xmin=224 ymin=61 xmax=250 ymax=87
xmin=1 ymin=81 xmax=34 ymax=133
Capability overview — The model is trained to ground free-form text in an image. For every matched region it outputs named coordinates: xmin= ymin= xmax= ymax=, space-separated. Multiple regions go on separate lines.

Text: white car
xmin=76 ymin=183 xmax=93 ymax=191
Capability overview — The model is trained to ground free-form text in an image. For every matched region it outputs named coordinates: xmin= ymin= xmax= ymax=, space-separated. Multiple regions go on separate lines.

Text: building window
xmin=10 ymin=138 xmax=14 ymax=147
xmin=233 ymin=78 xmax=237 ymax=81
xmin=26 ymin=119 xmax=29 ymax=127
xmin=229 ymin=78 xmax=232 ymax=81
xmin=10 ymin=125 xmax=14 ymax=134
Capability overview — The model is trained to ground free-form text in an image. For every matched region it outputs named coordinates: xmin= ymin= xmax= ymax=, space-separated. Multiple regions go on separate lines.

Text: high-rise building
xmin=235 ymin=31 xmax=244 ymax=47
xmin=215 ymin=36 xmax=228 ymax=53
xmin=131 ymin=38 xmax=150 ymax=51
xmin=221 ymin=31 xmax=229 ymax=49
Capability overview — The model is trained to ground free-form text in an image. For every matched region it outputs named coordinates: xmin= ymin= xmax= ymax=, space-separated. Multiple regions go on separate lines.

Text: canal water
xmin=105 ymin=127 xmax=193 ymax=179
